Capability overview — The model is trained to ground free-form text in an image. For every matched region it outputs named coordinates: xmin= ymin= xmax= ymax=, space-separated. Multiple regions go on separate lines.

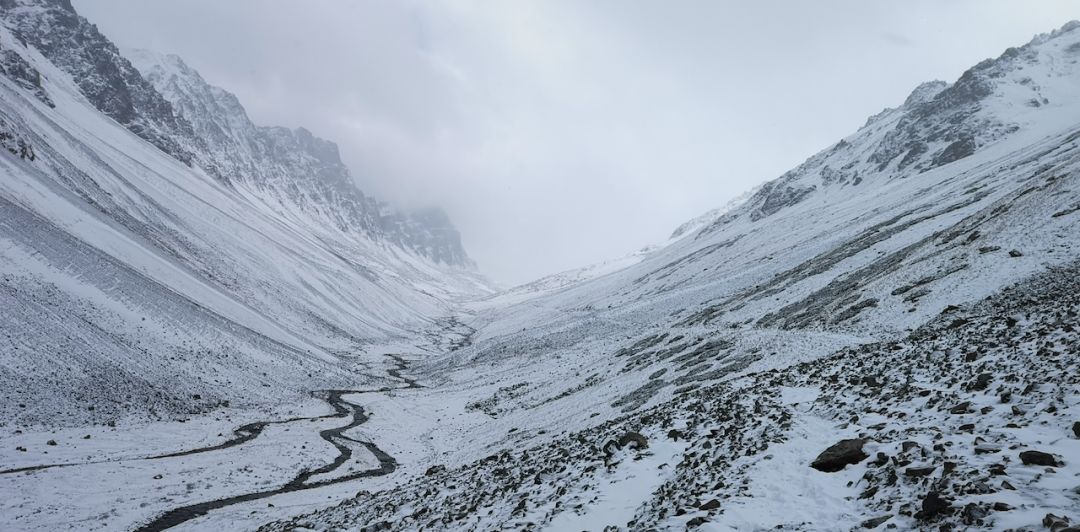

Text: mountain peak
xmin=122 ymin=46 xmax=476 ymax=268
xmin=902 ymin=80 xmax=948 ymax=107
xmin=710 ymin=22 xmax=1080 ymax=229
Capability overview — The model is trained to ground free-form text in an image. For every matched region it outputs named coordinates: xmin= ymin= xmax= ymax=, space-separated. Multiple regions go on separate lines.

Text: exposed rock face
xmin=0 ymin=38 xmax=51 ymax=106
xmin=0 ymin=2 xmax=475 ymax=268
xmin=0 ymin=0 xmax=491 ymax=428
xmin=699 ymin=21 xmax=1080 ymax=230
xmin=750 ymin=182 xmax=816 ymax=222
xmin=1 ymin=0 xmax=197 ymax=163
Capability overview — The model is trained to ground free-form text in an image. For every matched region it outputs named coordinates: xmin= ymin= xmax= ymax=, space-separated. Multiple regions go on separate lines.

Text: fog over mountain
xmin=3 ymin=2 xmax=1080 ymax=531
xmin=77 ymin=0 xmax=1080 ymax=283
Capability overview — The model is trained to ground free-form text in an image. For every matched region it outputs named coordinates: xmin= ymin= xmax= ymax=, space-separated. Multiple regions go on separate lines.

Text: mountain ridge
xmin=125 ymin=48 xmax=476 ymax=268
xmin=0 ymin=0 xmax=492 ymax=429
xmin=2 ymin=7 xmax=1079 ymax=531
xmin=1 ymin=0 xmax=476 ymax=268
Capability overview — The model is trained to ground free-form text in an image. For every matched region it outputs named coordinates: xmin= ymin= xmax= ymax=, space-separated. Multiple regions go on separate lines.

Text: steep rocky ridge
xmin=125 ymin=49 xmax=473 ymax=268
xmin=0 ymin=1 xmax=490 ymax=427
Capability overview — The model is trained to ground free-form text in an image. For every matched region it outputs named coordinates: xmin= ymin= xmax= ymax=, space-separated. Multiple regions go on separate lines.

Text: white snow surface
xmin=2 ymin=9 xmax=1080 ymax=532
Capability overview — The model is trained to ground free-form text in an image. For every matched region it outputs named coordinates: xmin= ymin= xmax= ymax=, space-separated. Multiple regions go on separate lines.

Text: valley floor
xmin=0 ymin=352 xmax=422 ymax=531
xmin=4 ymin=262 xmax=1080 ymax=532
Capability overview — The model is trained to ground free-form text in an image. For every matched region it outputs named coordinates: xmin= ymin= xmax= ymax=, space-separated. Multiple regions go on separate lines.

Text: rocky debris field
xmin=261 ymin=260 xmax=1080 ymax=531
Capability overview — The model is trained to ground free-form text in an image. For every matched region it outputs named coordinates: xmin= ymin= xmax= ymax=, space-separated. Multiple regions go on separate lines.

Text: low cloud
xmin=78 ymin=0 xmax=1079 ymax=283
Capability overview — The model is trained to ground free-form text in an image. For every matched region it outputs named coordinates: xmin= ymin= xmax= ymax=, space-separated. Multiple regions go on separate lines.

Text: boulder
xmin=915 ymin=491 xmax=951 ymax=520
xmin=962 ymin=503 xmax=988 ymax=525
xmin=618 ymin=431 xmax=649 ymax=450
xmin=905 ymin=466 xmax=936 ymax=478
xmin=949 ymin=401 xmax=972 ymax=414
xmin=1019 ymin=450 xmax=1061 ymax=467
xmin=686 ymin=516 xmax=709 ymax=528
xmin=971 ymin=373 xmax=993 ymax=391
xmin=810 ymin=438 xmax=868 ymax=472
xmin=1043 ymin=513 xmax=1073 ymax=532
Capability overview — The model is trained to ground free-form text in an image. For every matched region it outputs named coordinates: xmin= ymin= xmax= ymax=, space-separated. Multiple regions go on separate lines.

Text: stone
xmin=1043 ymin=513 xmax=1072 ymax=532
xmin=962 ymin=502 xmax=988 ymax=525
xmin=861 ymin=515 xmax=892 ymax=528
xmin=971 ymin=373 xmax=993 ymax=391
xmin=916 ymin=491 xmax=952 ymax=520
xmin=618 ymin=432 xmax=649 ymax=450
xmin=810 ymin=438 xmax=868 ymax=472
xmin=1019 ymin=450 xmax=1061 ymax=467
xmin=905 ymin=466 xmax=936 ymax=477
xmin=949 ymin=401 xmax=972 ymax=414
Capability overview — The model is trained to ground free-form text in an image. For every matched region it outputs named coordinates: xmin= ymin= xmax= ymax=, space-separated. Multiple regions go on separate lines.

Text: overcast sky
xmin=78 ymin=1 xmax=1080 ymax=285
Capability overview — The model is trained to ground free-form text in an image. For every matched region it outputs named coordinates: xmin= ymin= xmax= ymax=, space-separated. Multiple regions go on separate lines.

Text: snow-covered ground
xmin=3 ymin=2 xmax=1080 ymax=530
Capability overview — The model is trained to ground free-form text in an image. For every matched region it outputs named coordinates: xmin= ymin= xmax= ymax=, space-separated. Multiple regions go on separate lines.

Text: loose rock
xmin=810 ymin=438 xmax=868 ymax=472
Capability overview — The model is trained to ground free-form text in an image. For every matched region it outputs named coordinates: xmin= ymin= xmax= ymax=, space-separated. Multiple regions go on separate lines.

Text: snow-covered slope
xmin=3 ymin=4 xmax=1080 ymax=531
xmin=262 ymin=21 xmax=1080 ymax=532
xmin=483 ymin=245 xmax=657 ymax=306
xmin=124 ymin=49 xmax=475 ymax=269
xmin=0 ymin=1 xmax=491 ymax=427
xmin=486 ymin=187 xmax=754 ymax=307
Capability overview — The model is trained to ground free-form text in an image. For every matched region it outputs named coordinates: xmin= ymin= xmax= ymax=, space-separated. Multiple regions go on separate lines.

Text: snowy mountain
xmin=124 ymin=49 xmax=474 ymax=268
xmin=2 ymin=2 xmax=1080 ymax=531
xmin=0 ymin=0 xmax=491 ymax=429
xmin=262 ymin=21 xmax=1080 ymax=532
